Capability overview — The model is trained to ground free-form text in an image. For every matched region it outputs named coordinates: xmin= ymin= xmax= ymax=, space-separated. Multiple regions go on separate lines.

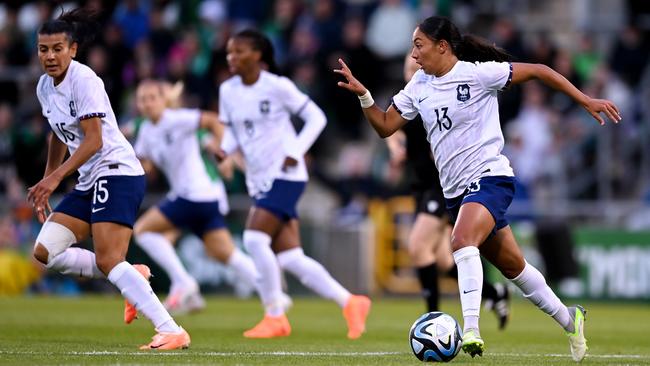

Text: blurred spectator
xmin=323 ymin=15 xmax=380 ymax=141
xmin=572 ymin=33 xmax=602 ymax=84
xmin=0 ymin=103 xmax=15 ymax=193
xmin=12 ymin=109 xmax=48 ymax=189
xmin=113 ymin=0 xmax=150 ymax=49
xmin=365 ymin=0 xmax=416 ymax=64
xmin=609 ymin=25 xmax=649 ymax=88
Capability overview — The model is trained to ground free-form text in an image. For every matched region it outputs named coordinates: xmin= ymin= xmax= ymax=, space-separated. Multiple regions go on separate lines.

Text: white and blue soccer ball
xmin=409 ymin=312 xmax=463 ymax=362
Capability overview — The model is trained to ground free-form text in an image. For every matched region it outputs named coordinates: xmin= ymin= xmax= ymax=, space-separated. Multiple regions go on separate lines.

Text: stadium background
xmin=0 ymin=0 xmax=648 ymax=303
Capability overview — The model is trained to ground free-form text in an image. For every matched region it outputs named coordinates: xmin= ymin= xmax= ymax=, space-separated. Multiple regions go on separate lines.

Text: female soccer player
xmin=218 ymin=29 xmax=371 ymax=339
xmin=130 ymin=79 xmax=260 ymax=315
xmin=29 ymin=9 xmax=189 ymax=350
xmin=387 ymin=54 xmax=510 ymax=328
xmin=336 ymin=16 xmax=620 ymax=360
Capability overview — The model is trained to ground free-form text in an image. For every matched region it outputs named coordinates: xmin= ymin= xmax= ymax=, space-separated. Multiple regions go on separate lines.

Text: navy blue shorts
xmin=254 ymin=179 xmax=306 ymax=221
xmin=445 ymin=176 xmax=515 ymax=237
xmin=158 ymin=197 xmax=226 ymax=237
xmin=54 ymin=175 xmax=146 ymax=228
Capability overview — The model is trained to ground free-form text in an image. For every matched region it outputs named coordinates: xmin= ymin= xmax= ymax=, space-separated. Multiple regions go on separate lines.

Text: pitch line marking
xmin=0 ymin=350 xmax=647 ymax=359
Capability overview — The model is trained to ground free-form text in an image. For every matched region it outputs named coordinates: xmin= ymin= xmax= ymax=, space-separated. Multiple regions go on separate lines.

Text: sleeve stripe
xmin=502 ymin=62 xmax=513 ymax=90
xmin=78 ymin=112 xmax=106 ymax=121
xmin=390 ymin=97 xmax=403 ymax=115
xmin=294 ymin=98 xmax=311 ymax=116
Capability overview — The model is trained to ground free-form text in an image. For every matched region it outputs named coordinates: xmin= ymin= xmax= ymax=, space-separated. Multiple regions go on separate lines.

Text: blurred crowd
xmin=0 ymin=0 xmax=649 ymax=294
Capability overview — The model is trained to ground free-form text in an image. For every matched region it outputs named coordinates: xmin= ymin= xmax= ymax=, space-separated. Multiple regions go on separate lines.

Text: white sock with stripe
xmin=107 ymin=261 xmax=181 ymax=333
xmin=243 ymin=230 xmax=284 ymax=316
xmin=453 ymin=246 xmax=483 ymax=333
xmin=277 ymin=247 xmax=351 ymax=307
xmin=510 ymin=261 xmax=572 ymax=331
xmin=135 ymin=232 xmax=195 ymax=288
xmin=47 ymin=247 xmax=104 ymax=278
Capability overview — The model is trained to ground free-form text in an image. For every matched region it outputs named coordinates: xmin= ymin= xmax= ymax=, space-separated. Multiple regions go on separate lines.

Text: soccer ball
xmin=409 ymin=312 xmax=463 ymax=362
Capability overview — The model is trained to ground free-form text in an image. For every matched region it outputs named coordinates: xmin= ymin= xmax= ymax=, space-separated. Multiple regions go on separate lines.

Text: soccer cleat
xmin=243 ymin=314 xmax=291 ymax=338
xmin=164 ymin=282 xmax=205 ymax=316
xmin=490 ymin=283 xmax=510 ymax=330
xmin=461 ymin=329 xmax=485 ymax=358
xmin=566 ymin=305 xmax=588 ymax=362
xmin=342 ymin=295 xmax=372 ymax=339
xmin=139 ymin=327 xmax=191 ymax=350
xmin=124 ymin=264 xmax=152 ymax=324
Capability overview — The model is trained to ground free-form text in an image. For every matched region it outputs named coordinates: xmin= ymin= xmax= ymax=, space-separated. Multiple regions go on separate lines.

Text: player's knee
xmin=33 ymin=244 xmax=49 ymax=264
xmin=34 ymin=221 xmax=77 ymax=264
xmin=94 ymin=254 xmax=124 ymax=275
xmin=450 ymin=232 xmax=473 ymax=252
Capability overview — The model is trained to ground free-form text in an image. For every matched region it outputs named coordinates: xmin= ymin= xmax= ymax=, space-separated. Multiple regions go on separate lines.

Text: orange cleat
xmin=243 ymin=314 xmax=291 ymax=338
xmin=139 ymin=327 xmax=191 ymax=350
xmin=343 ymin=295 xmax=371 ymax=339
xmin=124 ymin=264 xmax=152 ymax=324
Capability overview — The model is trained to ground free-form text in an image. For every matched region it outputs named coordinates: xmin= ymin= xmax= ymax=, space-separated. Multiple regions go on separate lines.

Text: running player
xmin=386 ymin=54 xmax=509 ymax=328
xmin=29 ymin=8 xmax=189 ymax=350
xmin=129 ymin=79 xmax=260 ymax=316
xmin=218 ymin=29 xmax=371 ymax=339
xmin=336 ymin=15 xmax=620 ymax=361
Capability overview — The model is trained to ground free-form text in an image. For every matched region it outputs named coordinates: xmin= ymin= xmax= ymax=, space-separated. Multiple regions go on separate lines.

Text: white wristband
xmin=358 ymin=90 xmax=375 ymax=109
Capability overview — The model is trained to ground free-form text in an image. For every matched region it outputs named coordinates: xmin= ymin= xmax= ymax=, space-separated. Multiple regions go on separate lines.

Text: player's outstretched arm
xmin=511 ymin=63 xmax=622 ymax=125
xmin=334 ymin=58 xmax=406 ymax=137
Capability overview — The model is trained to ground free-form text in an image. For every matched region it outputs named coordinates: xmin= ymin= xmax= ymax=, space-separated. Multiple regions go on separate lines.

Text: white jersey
xmin=133 ymin=108 xmax=228 ymax=211
xmin=36 ymin=60 xmax=143 ymax=191
xmin=392 ymin=61 xmax=515 ymax=198
xmin=219 ymin=70 xmax=310 ymax=196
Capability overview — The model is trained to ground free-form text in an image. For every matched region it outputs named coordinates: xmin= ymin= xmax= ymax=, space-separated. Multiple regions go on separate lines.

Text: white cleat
xmin=566 ymin=305 xmax=588 ymax=362
xmin=164 ymin=282 xmax=205 ymax=315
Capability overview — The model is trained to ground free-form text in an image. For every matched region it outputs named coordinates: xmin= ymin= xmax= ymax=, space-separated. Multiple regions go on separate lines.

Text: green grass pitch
xmin=0 ymin=296 xmax=648 ymax=365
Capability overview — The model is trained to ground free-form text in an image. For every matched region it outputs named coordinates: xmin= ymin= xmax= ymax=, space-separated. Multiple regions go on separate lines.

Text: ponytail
xmin=233 ymin=29 xmax=280 ymax=74
xmin=418 ymin=16 xmax=512 ymax=63
xmin=38 ymin=8 xmax=100 ymax=50
xmin=457 ymin=34 xmax=512 ymax=63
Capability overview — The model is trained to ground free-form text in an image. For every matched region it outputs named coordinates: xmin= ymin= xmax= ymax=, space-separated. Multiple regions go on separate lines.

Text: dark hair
xmin=38 ymin=8 xmax=100 ymax=50
xmin=233 ymin=29 xmax=280 ymax=74
xmin=418 ymin=16 xmax=512 ymax=63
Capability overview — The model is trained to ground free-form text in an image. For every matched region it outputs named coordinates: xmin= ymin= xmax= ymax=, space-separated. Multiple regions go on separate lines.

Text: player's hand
xmin=281 ymin=156 xmax=298 ymax=172
xmin=28 ymin=175 xmax=59 ymax=223
xmin=33 ymin=202 xmax=52 ymax=224
xmin=334 ymin=58 xmax=368 ymax=96
xmin=583 ymin=98 xmax=622 ymax=125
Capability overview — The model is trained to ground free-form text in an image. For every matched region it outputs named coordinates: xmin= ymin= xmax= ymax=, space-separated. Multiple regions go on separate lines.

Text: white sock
xmin=47 ymin=247 xmax=104 ymax=278
xmin=135 ymin=232 xmax=195 ymax=288
xmin=277 ymin=247 xmax=351 ymax=307
xmin=107 ymin=261 xmax=181 ymax=333
xmin=227 ymin=248 xmax=260 ymax=290
xmin=453 ymin=246 xmax=482 ymax=332
xmin=510 ymin=261 xmax=572 ymax=331
xmin=243 ymin=230 xmax=284 ymax=316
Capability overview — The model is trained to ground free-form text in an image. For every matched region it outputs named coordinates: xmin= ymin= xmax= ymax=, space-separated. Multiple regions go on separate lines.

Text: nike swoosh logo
xmin=150 ymin=342 xmax=168 ymax=349
xmin=418 ymin=96 xmax=429 ymax=103
xmin=91 ymin=207 xmax=106 ymax=213
xmin=463 ymin=289 xmax=478 ymax=294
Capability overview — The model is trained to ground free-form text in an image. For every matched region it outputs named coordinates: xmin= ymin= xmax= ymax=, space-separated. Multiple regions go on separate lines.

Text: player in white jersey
xmin=386 ymin=53 xmax=510 ymax=327
xmin=28 ymin=9 xmax=189 ymax=350
xmin=218 ymin=29 xmax=371 ymax=339
xmin=336 ymin=16 xmax=621 ymax=361
xmin=131 ymin=80 xmax=261 ymax=315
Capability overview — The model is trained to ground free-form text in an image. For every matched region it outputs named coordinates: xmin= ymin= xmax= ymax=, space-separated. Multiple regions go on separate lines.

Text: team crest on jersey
xmin=69 ymin=101 xmax=77 ymax=117
xmin=260 ymin=100 xmax=270 ymax=115
xmin=456 ymin=84 xmax=470 ymax=102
